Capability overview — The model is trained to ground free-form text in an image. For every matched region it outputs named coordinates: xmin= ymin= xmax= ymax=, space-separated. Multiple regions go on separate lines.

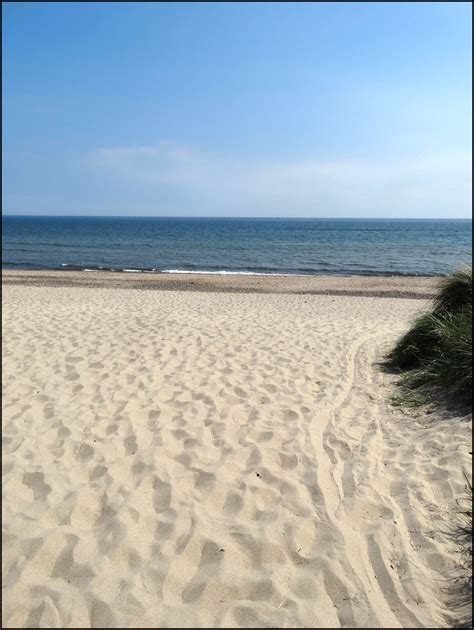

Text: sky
xmin=2 ymin=2 xmax=472 ymax=218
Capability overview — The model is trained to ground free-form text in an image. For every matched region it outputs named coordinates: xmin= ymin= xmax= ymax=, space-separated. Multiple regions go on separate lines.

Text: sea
xmin=2 ymin=216 xmax=472 ymax=277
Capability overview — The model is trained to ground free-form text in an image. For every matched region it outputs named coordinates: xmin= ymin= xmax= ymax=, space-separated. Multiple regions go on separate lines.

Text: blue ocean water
xmin=2 ymin=216 xmax=472 ymax=277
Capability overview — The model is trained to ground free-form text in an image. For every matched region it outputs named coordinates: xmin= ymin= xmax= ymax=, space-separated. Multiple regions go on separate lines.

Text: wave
xmin=160 ymin=268 xmax=447 ymax=277
xmin=2 ymin=261 xmax=451 ymax=277
xmin=61 ymin=264 xmax=158 ymax=273
xmin=161 ymin=269 xmax=300 ymax=276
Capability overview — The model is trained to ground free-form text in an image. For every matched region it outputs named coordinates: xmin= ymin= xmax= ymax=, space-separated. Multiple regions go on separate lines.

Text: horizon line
xmin=2 ymin=214 xmax=472 ymax=221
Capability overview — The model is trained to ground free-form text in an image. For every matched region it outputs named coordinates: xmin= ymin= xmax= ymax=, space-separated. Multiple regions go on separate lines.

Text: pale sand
xmin=2 ymin=283 xmax=471 ymax=628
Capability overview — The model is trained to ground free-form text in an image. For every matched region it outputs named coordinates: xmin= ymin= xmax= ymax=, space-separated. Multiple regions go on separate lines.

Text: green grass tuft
xmin=450 ymin=476 xmax=472 ymax=629
xmin=384 ymin=266 xmax=472 ymax=407
xmin=433 ymin=266 xmax=472 ymax=315
xmin=385 ymin=312 xmax=442 ymax=370
xmin=385 ymin=269 xmax=472 ymax=626
xmin=390 ymin=391 xmax=425 ymax=409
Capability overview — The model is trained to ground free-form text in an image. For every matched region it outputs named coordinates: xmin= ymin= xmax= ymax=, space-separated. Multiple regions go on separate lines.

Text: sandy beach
xmin=2 ymin=269 xmax=439 ymax=299
xmin=2 ymin=274 xmax=471 ymax=628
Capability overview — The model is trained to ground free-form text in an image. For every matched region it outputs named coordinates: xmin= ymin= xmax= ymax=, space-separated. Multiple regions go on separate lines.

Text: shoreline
xmin=2 ymin=269 xmax=440 ymax=299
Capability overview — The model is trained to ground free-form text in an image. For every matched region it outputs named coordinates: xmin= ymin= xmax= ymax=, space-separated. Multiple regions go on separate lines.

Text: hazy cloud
xmin=86 ymin=143 xmax=471 ymax=217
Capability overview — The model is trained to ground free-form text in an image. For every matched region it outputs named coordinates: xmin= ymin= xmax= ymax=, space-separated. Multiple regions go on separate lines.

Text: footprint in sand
xmin=181 ymin=540 xmax=223 ymax=603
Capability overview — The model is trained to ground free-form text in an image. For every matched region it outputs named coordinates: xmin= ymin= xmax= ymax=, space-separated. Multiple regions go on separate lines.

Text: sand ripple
xmin=2 ymin=287 xmax=471 ymax=627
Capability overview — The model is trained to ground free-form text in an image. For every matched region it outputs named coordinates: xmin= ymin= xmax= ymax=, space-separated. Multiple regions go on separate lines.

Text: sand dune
xmin=2 ymin=285 xmax=471 ymax=628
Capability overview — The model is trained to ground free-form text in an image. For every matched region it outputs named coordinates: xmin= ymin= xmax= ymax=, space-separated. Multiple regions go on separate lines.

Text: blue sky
xmin=2 ymin=2 xmax=472 ymax=218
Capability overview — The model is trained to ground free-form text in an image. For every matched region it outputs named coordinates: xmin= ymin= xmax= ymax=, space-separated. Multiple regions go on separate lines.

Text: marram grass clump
xmin=433 ymin=266 xmax=472 ymax=315
xmin=450 ymin=477 xmax=472 ymax=629
xmin=385 ymin=266 xmax=472 ymax=407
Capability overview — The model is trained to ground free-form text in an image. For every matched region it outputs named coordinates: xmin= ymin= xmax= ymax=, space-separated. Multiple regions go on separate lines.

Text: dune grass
xmin=450 ymin=478 xmax=472 ymax=629
xmin=433 ymin=266 xmax=472 ymax=315
xmin=385 ymin=267 xmax=472 ymax=626
xmin=384 ymin=266 xmax=472 ymax=407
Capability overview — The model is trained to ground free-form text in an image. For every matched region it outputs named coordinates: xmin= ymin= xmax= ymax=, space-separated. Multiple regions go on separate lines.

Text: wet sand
xmin=2 ymin=269 xmax=439 ymax=299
